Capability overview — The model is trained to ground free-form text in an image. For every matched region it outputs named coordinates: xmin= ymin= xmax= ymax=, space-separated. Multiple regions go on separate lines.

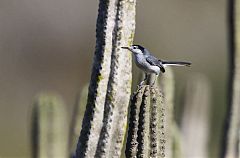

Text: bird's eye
xmin=133 ymin=46 xmax=137 ymax=49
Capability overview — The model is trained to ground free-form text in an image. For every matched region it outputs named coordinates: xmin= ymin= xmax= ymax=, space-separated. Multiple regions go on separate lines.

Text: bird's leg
xmin=151 ymin=74 xmax=158 ymax=87
xmin=137 ymin=73 xmax=148 ymax=89
xmin=140 ymin=73 xmax=148 ymax=85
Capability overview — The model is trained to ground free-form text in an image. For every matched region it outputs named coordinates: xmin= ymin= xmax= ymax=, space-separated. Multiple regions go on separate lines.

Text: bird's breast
xmin=134 ymin=55 xmax=160 ymax=75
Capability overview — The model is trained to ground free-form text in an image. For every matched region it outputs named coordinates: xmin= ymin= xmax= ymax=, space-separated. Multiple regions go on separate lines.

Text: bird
xmin=121 ymin=44 xmax=191 ymax=86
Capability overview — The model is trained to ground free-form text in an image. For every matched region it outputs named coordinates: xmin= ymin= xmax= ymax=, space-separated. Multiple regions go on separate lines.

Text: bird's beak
xmin=121 ymin=46 xmax=130 ymax=50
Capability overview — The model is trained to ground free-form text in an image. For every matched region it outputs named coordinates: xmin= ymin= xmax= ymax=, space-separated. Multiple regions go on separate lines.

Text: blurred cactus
xmin=239 ymin=129 xmax=240 ymax=158
xmin=69 ymin=85 xmax=88 ymax=157
xmin=31 ymin=93 xmax=68 ymax=158
xmin=222 ymin=0 xmax=240 ymax=157
xmin=181 ymin=74 xmax=211 ymax=158
xmin=158 ymin=68 xmax=184 ymax=158
xmin=172 ymin=122 xmax=183 ymax=158
xmin=125 ymin=84 xmax=166 ymax=158
xmin=76 ymin=0 xmax=136 ymax=157
xmin=158 ymin=68 xmax=175 ymax=158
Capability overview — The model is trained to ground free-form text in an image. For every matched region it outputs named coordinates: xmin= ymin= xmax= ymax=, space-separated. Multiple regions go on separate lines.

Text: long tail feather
xmin=162 ymin=61 xmax=191 ymax=67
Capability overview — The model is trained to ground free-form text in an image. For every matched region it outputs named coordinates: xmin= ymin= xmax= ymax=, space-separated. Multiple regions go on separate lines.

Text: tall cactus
xmin=181 ymin=74 xmax=211 ymax=158
xmin=76 ymin=0 xmax=136 ymax=157
xmin=158 ymin=68 xmax=175 ymax=158
xmin=69 ymin=85 xmax=88 ymax=157
xmin=222 ymin=0 xmax=240 ymax=157
xmin=31 ymin=93 xmax=68 ymax=158
xmin=125 ymin=84 xmax=166 ymax=158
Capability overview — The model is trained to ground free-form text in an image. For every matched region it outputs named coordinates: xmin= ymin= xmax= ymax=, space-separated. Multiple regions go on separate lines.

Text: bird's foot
xmin=137 ymin=84 xmax=143 ymax=90
xmin=150 ymin=78 xmax=157 ymax=88
xmin=140 ymin=80 xmax=145 ymax=85
xmin=150 ymin=83 xmax=156 ymax=89
xmin=137 ymin=81 xmax=145 ymax=90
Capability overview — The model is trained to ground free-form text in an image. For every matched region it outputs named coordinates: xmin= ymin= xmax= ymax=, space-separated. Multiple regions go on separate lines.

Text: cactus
xmin=239 ymin=129 xmax=240 ymax=158
xmin=76 ymin=0 xmax=136 ymax=157
xmin=181 ymin=74 xmax=211 ymax=158
xmin=69 ymin=85 xmax=88 ymax=157
xmin=172 ymin=122 xmax=183 ymax=158
xmin=125 ymin=70 xmax=176 ymax=158
xmin=158 ymin=68 xmax=175 ymax=158
xmin=31 ymin=93 xmax=68 ymax=158
xmin=125 ymin=86 xmax=145 ymax=157
xmin=222 ymin=0 xmax=240 ymax=157
xmin=125 ymin=83 xmax=166 ymax=158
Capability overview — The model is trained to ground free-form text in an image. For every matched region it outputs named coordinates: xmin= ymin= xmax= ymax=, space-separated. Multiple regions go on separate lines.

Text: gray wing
xmin=145 ymin=55 xmax=165 ymax=73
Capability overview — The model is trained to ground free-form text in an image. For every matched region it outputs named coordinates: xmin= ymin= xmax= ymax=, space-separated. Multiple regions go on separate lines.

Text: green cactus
xmin=158 ymin=68 xmax=175 ymax=158
xmin=223 ymin=0 xmax=240 ymax=157
xmin=172 ymin=122 xmax=183 ymax=158
xmin=31 ymin=93 xmax=68 ymax=158
xmin=69 ymin=85 xmax=88 ymax=157
xmin=125 ymin=86 xmax=145 ymax=157
xmin=137 ymin=86 xmax=151 ymax=158
xmin=125 ymin=84 xmax=166 ymax=158
xmin=181 ymin=74 xmax=211 ymax=158
xmin=76 ymin=0 xmax=136 ymax=157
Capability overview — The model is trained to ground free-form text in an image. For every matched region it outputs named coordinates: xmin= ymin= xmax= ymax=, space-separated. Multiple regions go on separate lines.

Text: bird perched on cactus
xmin=122 ymin=45 xmax=191 ymax=85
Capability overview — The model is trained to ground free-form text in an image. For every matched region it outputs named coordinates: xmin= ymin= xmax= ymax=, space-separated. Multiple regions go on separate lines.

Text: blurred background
xmin=0 ymin=0 xmax=227 ymax=157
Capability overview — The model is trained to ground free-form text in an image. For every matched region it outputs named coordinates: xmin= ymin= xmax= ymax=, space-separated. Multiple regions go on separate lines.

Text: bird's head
xmin=121 ymin=45 xmax=145 ymax=55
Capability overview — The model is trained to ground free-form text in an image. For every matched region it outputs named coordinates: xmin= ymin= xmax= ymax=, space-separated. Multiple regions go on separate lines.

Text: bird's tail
xmin=161 ymin=61 xmax=191 ymax=67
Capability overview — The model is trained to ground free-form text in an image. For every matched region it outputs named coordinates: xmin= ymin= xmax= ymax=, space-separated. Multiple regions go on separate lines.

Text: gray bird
xmin=121 ymin=44 xmax=191 ymax=85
